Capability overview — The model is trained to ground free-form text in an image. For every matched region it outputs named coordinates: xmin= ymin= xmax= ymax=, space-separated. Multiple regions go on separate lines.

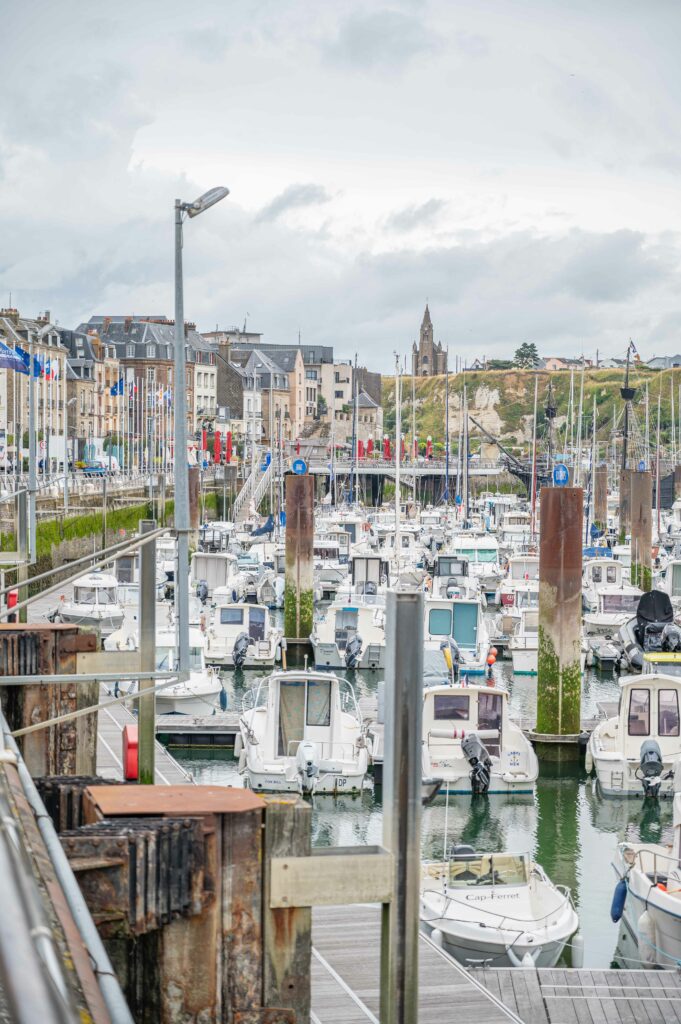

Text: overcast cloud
xmin=2 ymin=0 xmax=681 ymax=369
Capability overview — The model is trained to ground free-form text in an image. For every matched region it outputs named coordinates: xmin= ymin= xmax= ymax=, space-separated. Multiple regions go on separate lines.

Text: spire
xmin=421 ymin=303 xmax=431 ymax=328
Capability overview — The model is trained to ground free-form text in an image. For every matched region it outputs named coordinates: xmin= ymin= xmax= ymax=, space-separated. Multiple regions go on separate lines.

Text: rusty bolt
xmin=283 ymin=863 xmax=288 ymax=871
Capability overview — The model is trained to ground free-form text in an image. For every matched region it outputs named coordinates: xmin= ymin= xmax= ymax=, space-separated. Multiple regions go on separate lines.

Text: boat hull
xmin=423 ymin=921 xmax=569 ymax=968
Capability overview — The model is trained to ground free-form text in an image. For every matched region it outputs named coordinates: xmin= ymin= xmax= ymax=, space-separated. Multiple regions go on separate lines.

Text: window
xmin=659 ymin=690 xmax=680 ymax=737
xmin=428 ymin=608 xmax=452 ymax=635
xmin=606 ymin=565 xmax=618 ymax=583
xmin=433 ymin=694 xmax=469 ymax=720
xmin=220 ymin=608 xmax=244 ymax=625
xmin=148 ymin=345 xmax=156 ymax=358
xmin=306 ymin=369 xmax=317 ymax=380
xmin=146 ymin=367 xmax=156 ymax=384
xmin=335 ymin=390 xmax=343 ymax=399
xmin=591 ymin=566 xmax=602 ymax=583
xmin=127 ymin=344 xmax=134 ymax=357
xmin=306 ymin=680 xmax=331 ymax=726
xmin=628 ymin=689 xmax=650 ymax=736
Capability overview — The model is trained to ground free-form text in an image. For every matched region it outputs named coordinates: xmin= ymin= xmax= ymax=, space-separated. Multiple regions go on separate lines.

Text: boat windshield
xmin=601 ymin=593 xmax=640 ymax=614
xmin=455 ymin=548 xmax=497 ymax=563
xmin=74 ymin=585 xmax=117 ymax=604
xmin=445 ymin=852 xmax=530 ymax=887
xmin=156 ymin=646 xmax=203 ymax=671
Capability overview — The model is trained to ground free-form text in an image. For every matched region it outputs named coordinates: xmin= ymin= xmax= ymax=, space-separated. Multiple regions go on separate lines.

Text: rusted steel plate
xmin=234 ymin=1011 xmax=296 ymax=1024
xmin=85 ymin=783 xmax=264 ymax=817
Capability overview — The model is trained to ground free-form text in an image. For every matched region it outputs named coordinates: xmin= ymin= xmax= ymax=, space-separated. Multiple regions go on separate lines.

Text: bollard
xmin=284 ymin=475 xmax=314 ymax=639
xmin=619 ymin=468 xmax=631 ymax=544
xmin=380 ymin=590 xmax=423 ymax=1024
xmin=535 ymin=487 xmax=583 ymax=760
xmin=593 ymin=464 xmax=608 ymax=533
xmin=630 ymin=470 xmax=652 ymax=591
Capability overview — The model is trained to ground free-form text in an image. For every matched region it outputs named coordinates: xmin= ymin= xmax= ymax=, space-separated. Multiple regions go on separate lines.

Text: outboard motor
xmin=662 ymin=623 xmax=681 ymax=652
xmin=461 ymin=733 xmax=492 ymax=796
xmin=232 ymin=631 xmax=251 ymax=669
xmin=440 ymin=639 xmax=461 ymax=680
xmin=296 ymin=740 xmax=320 ymax=793
xmin=196 ymin=579 xmax=209 ymax=605
xmin=637 ymin=739 xmax=668 ymax=797
xmin=345 ymin=633 xmax=363 ymax=669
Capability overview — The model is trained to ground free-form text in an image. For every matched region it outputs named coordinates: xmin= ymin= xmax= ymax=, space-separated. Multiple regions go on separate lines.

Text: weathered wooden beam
xmin=263 ymin=796 xmax=311 ymax=1022
xmin=269 ymin=846 xmax=394 ymax=908
xmin=222 ymin=807 xmax=264 ymax=1019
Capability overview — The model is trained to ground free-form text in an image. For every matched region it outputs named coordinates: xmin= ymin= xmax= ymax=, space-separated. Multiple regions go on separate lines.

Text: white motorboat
xmin=656 ymin=558 xmax=681 ymax=614
xmin=206 ymin=598 xmax=282 ymax=668
xmin=498 ymin=555 xmax=539 ymax=608
xmin=311 ymin=598 xmax=386 ymax=670
xmin=423 ymin=597 xmax=491 ymax=677
xmin=509 ymin=608 xmax=539 ymax=675
xmin=421 ymin=682 xmax=538 ymax=794
xmin=190 ymin=551 xmax=244 ymax=599
xmin=452 ymin=534 xmax=502 ymax=598
xmin=237 ymin=669 xmax=368 ymax=794
xmin=582 ymin=557 xmax=622 ymax=612
xmin=612 ymin=793 xmax=681 ymax=968
xmin=587 ymin=662 xmax=681 ymax=797
xmin=421 ymin=847 xmax=578 ymax=968
xmin=429 ymin=554 xmax=482 ymax=602
xmin=154 ymin=626 xmax=223 ymax=715
xmin=55 ymin=570 xmax=124 ymax=636
xmin=583 ymin=585 xmax=642 ymax=637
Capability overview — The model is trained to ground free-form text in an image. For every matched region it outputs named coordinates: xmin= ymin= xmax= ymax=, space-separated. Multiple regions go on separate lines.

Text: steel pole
xmin=381 ymin=590 xmax=423 ymax=1024
xmin=27 ymin=333 xmax=37 ymax=563
xmin=174 ymin=200 xmax=190 ymax=675
xmin=138 ymin=518 xmax=157 ymax=783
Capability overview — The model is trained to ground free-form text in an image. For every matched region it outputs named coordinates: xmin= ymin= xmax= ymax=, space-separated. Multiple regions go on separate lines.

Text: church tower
xmin=412 ymin=304 xmax=446 ymax=376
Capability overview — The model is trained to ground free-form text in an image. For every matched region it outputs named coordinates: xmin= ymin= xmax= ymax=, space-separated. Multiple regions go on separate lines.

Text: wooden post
xmin=263 ymin=796 xmax=311 ymax=1020
xmin=593 ymin=464 xmax=608 ymax=532
xmin=630 ymin=470 xmax=653 ymax=592
xmin=619 ymin=468 xmax=631 ymax=544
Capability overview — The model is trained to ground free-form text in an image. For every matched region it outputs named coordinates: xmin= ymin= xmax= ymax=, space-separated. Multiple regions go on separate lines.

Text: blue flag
xmin=0 ymin=341 xmax=29 ymax=374
xmin=110 ymin=377 xmax=124 ymax=396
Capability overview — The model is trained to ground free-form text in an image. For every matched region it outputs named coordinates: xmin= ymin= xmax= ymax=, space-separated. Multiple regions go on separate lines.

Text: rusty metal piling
xmin=535 ymin=487 xmax=583 ymax=761
xmin=593 ymin=464 xmax=608 ymax=533
xmin=284 ymin=475 xmax=315 ymax=639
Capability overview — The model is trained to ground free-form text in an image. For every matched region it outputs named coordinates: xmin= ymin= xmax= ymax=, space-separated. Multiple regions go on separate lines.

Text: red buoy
xmin=123 ymin=725 xmax=139 ymax=781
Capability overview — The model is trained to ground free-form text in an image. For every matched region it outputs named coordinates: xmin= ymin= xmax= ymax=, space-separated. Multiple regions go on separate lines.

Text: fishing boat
xmin=421 ymin=682 xmax=538 ymax=794
xmin=423 ymin=597 xmax=491 ymax=677
xmin=612 ymin=792 xmax=681 ymax=968
xmin=206 ymin=597 xmax=282 ymax=668
xmin=508 ymin=608 xmax=539 ymax=675
xmin=420 ymin=847 xmax=579 ymax=968
xmin=237 ymin=670 xmax=368 ymax=794
xmin=451 ymin=534 xmax=502 ymax=599
xmin=54 ymin=570 xmax=124 ymax=636
xmin=587 ymin=659 xmax=681 ymax=797
xmin=310 ymin=598 xmax=386 ymax=670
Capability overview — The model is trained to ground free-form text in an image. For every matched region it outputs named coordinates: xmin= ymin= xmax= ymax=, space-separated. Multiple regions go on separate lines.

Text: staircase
xmin=233 ymin=460 xmax=274 ymax=523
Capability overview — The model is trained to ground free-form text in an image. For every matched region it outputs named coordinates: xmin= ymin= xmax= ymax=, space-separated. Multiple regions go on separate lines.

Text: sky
xmin=2 ymin=0 xmax=681 ymax=370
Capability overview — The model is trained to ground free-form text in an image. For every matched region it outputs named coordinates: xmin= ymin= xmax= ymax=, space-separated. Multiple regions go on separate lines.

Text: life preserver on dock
xmin=123 ymin=724 xmax=138 ymax=781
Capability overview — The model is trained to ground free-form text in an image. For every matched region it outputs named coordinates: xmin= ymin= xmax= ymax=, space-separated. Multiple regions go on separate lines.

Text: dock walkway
xmin=97 ymin=687 xmax=192 ymax=785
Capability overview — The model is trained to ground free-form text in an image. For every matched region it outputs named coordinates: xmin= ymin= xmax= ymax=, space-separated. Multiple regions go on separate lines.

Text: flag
xmin=226 ymin=430 xmax=233 ymax=463
xmin=367 ymin=438 xmax=374 ymax=457
xmin=110 ymin=377 xmax=124 ymax=396
xmin=214 ymin=430 xmax=222 ymax=460
xmin=0 ymin=341 xmax=29 ymax=374
xmin=383 ymin=436 xmax=391 ymax=461
xmin=358 ymin=439 xmax=365 ymax=459
xmin=15 ymin=346 xmax=43 ymax=377
xmin=426 ymin=436 xmax=433 ymax=459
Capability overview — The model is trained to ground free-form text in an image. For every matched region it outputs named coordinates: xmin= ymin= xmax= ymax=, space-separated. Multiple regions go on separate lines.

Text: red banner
xmin=201 ymin=429 xmax=207 ymax=451
xmin=383 ymin=436 xmax=391 ymax=461
xmin=226 ymin=431 xmax=233 ymax=463
xmin=426 ymin=436 xmax=433 ymax=459
xmin=358 ymin=439 xmax=365 ymax=459
xmin=367 ymin=438 xmax=374 ymax=456
xmin=214 ymin=431 xmax=222 ymax=460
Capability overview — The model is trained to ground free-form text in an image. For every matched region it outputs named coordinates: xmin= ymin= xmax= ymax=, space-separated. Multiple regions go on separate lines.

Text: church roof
xmin=421 ymin=304 xmax=432 ymax=328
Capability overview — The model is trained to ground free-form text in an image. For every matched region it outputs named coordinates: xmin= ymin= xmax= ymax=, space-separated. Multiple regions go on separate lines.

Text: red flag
xmin=426 ymin=436 xmax=433 ymax=459
xmin=358 ymin=439 xmax=365 ymax=459
xmin=383 ymin=436 xmax=391 ymax=461
xmin=367 ymin=438 xmax=374 ymax=456
xmin=226 ymin=431 xmax=233 ymax=463
xmin=414 ymin=438 xmax=418 ymax=458
xmin=214 ymin=431 xmax=222 ymax=460
xmin=201 ymin=429 xmax=207 ymax=451
xmin=296 ymin=438 xmax=301 ymax=456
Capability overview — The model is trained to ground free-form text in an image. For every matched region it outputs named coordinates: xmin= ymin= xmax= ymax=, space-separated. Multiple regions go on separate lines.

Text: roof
xmin=421 ymin=303 xmax=432 ymax=328
xmin=349 ymin=389 xmax=379 ymax=409
xmin=228 ymin=339 xmax=333 ymax=365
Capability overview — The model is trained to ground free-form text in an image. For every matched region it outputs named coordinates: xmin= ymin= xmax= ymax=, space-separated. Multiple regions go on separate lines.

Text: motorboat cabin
xmin=56 ymin=571 xmax=124 ymax=636
xmin=582 ymin=557 xmax=622 ymax=612
xmin=499 ymin=556 xmax=539 ymax=607
xmin=190 ymin=551 xmax=243 ymax=599
xmin=430 ymin=554 xmax=480 ymax=601
xmin=587 ymin=669 xmax=681 ymax=796
xmin=206 ymin=597 xmax=282 ymax=668
xmin=311 ymin=599 xmax=386 ymax=670
xmin=237 ymin=670 xmax=368 ymax=794
xmin=423 ymin=598 xmax=491 ymax=677
xmin=421 ymin=683 xmax=538 ymax=794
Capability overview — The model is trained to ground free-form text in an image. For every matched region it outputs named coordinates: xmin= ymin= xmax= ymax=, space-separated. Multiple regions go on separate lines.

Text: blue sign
xmin=292 ymin=458 xmax=307 ymax=475
xmin=553 ymin=463 xmax=569 ymax=486
xmin=638 ymin=459 xmax=646 ymax=471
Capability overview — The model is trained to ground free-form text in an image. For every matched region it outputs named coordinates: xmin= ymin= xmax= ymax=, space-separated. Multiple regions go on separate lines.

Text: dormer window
xmin=148 ymin=345 xmax=156 ymax=358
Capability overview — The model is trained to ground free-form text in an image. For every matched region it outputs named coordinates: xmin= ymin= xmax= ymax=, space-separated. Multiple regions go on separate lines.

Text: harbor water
xmin=168 ymin=648 xmax=667 ymax=970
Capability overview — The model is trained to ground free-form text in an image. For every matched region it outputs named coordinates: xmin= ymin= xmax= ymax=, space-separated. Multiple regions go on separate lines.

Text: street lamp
xmin=174 ymin=186 xmax=229 ymax=674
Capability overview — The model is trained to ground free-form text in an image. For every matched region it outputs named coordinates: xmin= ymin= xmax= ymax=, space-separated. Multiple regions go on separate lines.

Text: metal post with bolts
xmin=138 ymin=519 xmax=157 ymax=783
xmin=381 ymin=590 xmax=423 ymax=1024
xmin=16 ymin=491 xmax=28 ymax=623
xmin=174 ymin=199 xmax=191 ymax=675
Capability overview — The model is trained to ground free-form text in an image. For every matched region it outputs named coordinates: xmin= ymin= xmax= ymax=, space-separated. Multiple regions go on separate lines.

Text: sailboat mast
xmin=530 ymin=375 xmax=539 ymax=542
xmin=656 ymin=391 xmax=662 ymax=540
xmin=445 ymin=349 xmax=450 ymax=503
xmin=394 ymin=354 xmax=401 ymax=566
xmin=621 ymin=342 xmax=631 ymax=472
xmin=350 ymin=352 xmax=358 ymax=505
xmin=575 ymin=361 xmax=585 ymax=486
xmin=463 ymin=383 xmax=469 ymax=522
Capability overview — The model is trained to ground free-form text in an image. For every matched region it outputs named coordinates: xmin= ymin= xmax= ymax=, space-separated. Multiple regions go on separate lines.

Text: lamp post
xmin=174 ymin=187 xmax=229 ymax=673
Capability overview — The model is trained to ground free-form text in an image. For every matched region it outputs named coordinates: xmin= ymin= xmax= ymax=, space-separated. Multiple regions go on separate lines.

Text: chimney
xmin=124 ymin=316 xmax=132 ymax=333
xmin=103 ymin=316 xmax=111 ymax=332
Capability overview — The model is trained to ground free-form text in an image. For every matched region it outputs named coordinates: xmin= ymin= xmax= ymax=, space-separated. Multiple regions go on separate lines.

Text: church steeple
xmin=421 ymin=303 xmax=432 ymax=329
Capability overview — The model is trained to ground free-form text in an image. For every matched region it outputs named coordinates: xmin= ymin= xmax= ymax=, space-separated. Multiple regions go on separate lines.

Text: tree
xmin=513 ymin=342 xmax=540 ymax=368
xmin=487 ymin=359 xmax=514 ymax=370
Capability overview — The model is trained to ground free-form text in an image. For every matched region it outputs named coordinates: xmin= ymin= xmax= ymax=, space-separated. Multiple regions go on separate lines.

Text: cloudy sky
xmin=2 ymin=0 xmax=681 ymax=369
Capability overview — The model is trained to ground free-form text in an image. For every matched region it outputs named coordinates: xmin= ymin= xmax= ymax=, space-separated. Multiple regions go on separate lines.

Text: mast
xmin=463 ymin=382 xmax=470 ymax=524
xmin=585 ymin=393 xmax=597 ymax=544
xmin=644 ymin=382 xmax=650 ymax=469
xmin=672 ymin=376 xmax=676 ymax=467
xmin=621 ymin=340 xmax=636 ymax=472
xmin=656 ymin=390 xmax=662 ymax=540
xmin=575 ymin=360 xmax=585 ymax=486
xmin=444 ymin=348 xmax=450 ymax=503
xmin=349 ymin=351 xmax=358 ymax=505
xmin=530 ymin=375 xmax=539 ymax=542
xmin=394 ymin=354 xmax=401 ymax=565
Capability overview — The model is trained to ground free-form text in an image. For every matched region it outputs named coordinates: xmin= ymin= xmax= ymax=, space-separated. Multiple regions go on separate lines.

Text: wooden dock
xmin=311 ymin=905 xmax=520 ymax=1023
xmin=97 ymin=688 xmax=193 ymax=785
xmin=478 ymin=966 xmax=681 ymax=1024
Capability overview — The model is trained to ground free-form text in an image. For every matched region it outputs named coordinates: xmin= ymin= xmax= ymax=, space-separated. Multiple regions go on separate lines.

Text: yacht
xmin=421 ymin=682 xmax=538 ymax=794
xmin=612 ymin=793 xmax=681 ymax=968
xmin=190 ymin=551 xmax=244 ymax=599
xmin=55 ymin=570 xmax=124 ymax=636
xmin=421 ymin=847 xmax=578 ymax=968
xmin=154 ymin=627 xmax=223 ymax=714
xmin=206 ymin=597 xmax=282 ymax=668
xmin=587 ymin=661 xmax=681 ymax=796
xmin=237 ymin=670 xmax=368 ymax=794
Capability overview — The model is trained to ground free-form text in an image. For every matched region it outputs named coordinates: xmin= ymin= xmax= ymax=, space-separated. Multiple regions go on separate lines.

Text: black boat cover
xmin=636 ymin=590 xmax=674 ymax=627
